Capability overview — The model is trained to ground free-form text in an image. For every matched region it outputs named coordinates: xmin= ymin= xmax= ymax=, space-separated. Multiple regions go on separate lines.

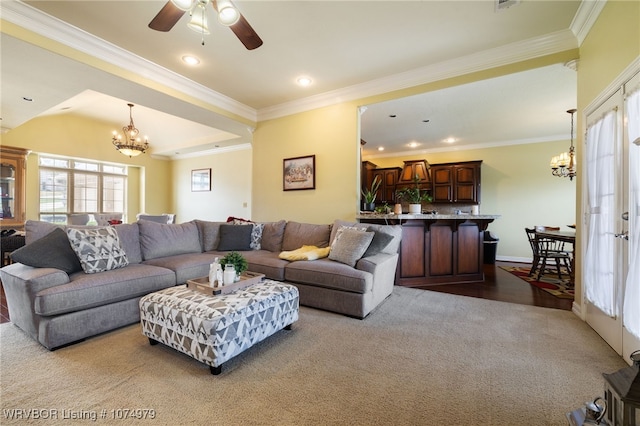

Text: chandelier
xmin=550 ymin=108 xmax=577 ymax=181
xmin=112 ymin=103 xmax=149 ymax=158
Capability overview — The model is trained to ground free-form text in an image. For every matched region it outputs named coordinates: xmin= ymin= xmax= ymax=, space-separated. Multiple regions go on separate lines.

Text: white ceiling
xmin=1 ymin=0 xmax=585 ymax=158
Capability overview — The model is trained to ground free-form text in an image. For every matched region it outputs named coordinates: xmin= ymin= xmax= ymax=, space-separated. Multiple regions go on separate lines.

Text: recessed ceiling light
xmin=22 ymin=97 xmax=33 ymax=102
xmin=422 ymin=119 xmax=430 ymax=123
xmin=389 ymin=114 xmax=397 ymax=118
xmin=182 ymin=55 xmax=200 ymax=65
xmin=408 ymin=142 xmax=419 ymax=148
xmin=378 ymin=147 xmax=384 ymax=151
xmin=296 ymin=77 xmax=312 ymax=87
xmin=444 ymin=137 xmax=456 ymax=143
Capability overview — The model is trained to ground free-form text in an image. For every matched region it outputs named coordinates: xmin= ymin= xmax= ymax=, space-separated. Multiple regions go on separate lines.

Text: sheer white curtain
xmin=623 ymin=87 xmax=640 ymax=338
xmin=585 ymin=109 xmax=617 ymax=316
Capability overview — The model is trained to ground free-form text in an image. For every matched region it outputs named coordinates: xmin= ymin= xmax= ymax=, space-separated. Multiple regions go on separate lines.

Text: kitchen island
xmin=357 ymin=213 xmax=500 ymax=286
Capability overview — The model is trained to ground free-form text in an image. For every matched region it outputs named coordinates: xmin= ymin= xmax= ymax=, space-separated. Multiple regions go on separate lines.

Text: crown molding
xmin=570 ymin=0 xmax=607 ymax=46
xmin=363 ymin=134 xmax=568 ymax=160
xmin=1 ymin=0 xmax=258 ymax=122
xmin=168 ymin=142 xmax=252 ymax=160
xmin=258 ymin=29 xmax=578 ymax=121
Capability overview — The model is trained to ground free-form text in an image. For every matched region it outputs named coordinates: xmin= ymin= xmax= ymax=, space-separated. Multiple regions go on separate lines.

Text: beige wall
xmin=0 ymin=114 xmax=172 ymax=222
xmin=171 ymin=147 xmax=253 ymax=223
xmin=574 ymin=0 xmax=640 ymax=309
xmin=252 ymin=103 xmax=360 ymax=224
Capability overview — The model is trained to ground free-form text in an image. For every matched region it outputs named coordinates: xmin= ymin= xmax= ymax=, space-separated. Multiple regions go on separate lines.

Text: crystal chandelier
xmin=112 ymin=103 xmax=149 ymax=158
xmin=550 ymin=108 xmax=577 ymax=181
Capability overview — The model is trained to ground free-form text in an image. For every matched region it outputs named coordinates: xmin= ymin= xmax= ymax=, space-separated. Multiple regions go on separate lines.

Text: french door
xmin=584 ymin=68 xmax=640 ymax=363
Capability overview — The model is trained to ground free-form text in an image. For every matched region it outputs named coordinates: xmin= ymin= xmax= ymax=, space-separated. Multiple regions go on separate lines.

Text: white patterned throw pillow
xmin=66 ymin=226 xmax=129 ymax=274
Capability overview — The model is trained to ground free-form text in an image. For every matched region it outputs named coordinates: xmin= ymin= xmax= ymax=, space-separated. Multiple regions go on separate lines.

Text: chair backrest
xmin=525 ymin=227 xmax=539 ymax=254
xmin=535 ymin=225 xmax=560 ymax=232
xmin=95 ymin=213 xmax=123 ymax=226
xmin=68 ymin=214 xmax=90 ymax=225
xmin=137 ymin=214 xmax=170 ymax=224
xmin=527 ymin=226 xmax=566 ymax=254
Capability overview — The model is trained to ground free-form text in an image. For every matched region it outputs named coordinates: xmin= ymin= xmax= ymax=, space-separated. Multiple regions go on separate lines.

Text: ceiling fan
xmin=149 ymin=0 xmax=263 ymax=50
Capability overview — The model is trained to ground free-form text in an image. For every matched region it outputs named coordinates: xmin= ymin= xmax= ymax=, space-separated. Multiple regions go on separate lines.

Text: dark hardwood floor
xmin=0 ymin=260 xmax=572 ymax=325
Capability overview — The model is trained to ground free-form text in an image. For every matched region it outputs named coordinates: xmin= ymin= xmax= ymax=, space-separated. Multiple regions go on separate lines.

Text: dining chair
xmin=136 ymin=214 xmax=172 ymax=224
xmin=525 ymin=227 xmax=572 ymax=281
xmin=68 ymin=213 xmax=90 ymax=225
xmin=95 ymin=213 xmax=123 ymax=226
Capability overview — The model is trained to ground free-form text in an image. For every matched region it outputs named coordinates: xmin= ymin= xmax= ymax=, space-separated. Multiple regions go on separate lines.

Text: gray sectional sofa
xmin=0 ymin=218 xmax=402 ymax=350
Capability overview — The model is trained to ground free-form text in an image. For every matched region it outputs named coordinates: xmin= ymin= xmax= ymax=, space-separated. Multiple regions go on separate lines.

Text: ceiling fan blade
xmin=230 ymin=14 xmax=263 ymax=50
xmin=211 ymin=0 xmax=263 ymax=50
xmin=149 ymin=1 xmax=187 ymax=32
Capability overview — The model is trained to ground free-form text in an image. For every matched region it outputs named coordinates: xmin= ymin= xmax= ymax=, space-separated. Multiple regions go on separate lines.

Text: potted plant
xmin=396 ymin=174 xmax=433 ymax=214
xmin=220 ymin=251 xmax=248 ymax=281
xmin=361 ymin=175 xmax=382 ymax=211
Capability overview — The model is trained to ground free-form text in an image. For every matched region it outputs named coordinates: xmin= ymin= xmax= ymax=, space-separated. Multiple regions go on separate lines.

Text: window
xmin=39 ymin=156 xmax=127 ymax=224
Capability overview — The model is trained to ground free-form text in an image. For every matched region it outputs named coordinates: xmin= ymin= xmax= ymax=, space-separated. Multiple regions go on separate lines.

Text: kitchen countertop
xmin=356 ymin=213 xmax=500 ymax=220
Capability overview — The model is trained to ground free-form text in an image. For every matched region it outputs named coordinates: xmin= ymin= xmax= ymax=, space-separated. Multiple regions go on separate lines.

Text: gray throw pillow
xmin=328 ymin=228 xmax=374 ymax=267
xmin=66 ymin=227 xmax=129 ymax=274
xmin=260 ymin=220 xmax=286 ymax=252
xmin=217 ymin=224 xmax=253 ymax=251
xmin=362 ymin=229 xmax=395 ymax=257
xmin=10 ymin=228 xmax=83 ymax=274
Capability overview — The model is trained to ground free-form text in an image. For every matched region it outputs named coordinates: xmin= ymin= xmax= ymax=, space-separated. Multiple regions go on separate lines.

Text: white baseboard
xmin=496 ymin=255 xmax=532 ymax=263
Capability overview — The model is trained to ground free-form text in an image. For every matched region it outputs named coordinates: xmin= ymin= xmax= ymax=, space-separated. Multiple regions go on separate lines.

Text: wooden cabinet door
xmin=431 ymin=166 xmax=454 ymax=203
xmin=372 ymin=167 xmax=401 ymax=204
xmin=0 ymin=146 xmax=29 ymax=230
xmin=453 ymin=164 xmax=479 ymax=203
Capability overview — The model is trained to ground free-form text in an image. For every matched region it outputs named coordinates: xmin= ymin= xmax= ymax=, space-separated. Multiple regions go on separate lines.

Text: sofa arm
xmin=356 ymin=252 xmax=399 ymax=293
xmin=0 ymin=263 xmax=70 ymax=340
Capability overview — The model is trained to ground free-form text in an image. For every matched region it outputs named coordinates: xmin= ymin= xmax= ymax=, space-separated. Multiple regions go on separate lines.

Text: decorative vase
xmin=394 ymin=204 xmax=402 ymax=215
xmin=408 ymin=204 xmax=421 ymax=214
xmin=362 ymin=202 xmax=375 ymax=211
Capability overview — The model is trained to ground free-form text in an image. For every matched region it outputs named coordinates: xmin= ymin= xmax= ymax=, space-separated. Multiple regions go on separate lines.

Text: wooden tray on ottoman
xmin=186 ymin=271 xmax=265 ymax=296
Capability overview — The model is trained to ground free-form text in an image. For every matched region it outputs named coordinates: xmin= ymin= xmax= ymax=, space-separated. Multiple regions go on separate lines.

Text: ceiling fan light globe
xmin=187 ymin=5 xmax=211 ymax=34
xmin=170 ymin=0 xmax=193 ymax=11
xmin=218 ymin=6 xmax=240 ymax=26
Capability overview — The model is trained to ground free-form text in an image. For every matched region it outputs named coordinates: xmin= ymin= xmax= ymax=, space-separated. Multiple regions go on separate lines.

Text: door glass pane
xmin=0 ymin=162 xmax=16 ymax=219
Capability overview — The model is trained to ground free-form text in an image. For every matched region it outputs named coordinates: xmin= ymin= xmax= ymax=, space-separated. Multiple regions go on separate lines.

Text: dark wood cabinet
xmin=359 ymin=216 xmax=497 ymax=286
xmin=431 ymin=160 xmax=481 ymax=204
xmin=372 ymin=167 xmax=402 ymax=204
xmin=397 ymin=159 xmax=431 ymax=185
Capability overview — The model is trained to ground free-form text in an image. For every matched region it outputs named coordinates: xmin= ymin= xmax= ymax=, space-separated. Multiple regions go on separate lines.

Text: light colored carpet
xmin=0 ymin=287 xmax=625 ymax=425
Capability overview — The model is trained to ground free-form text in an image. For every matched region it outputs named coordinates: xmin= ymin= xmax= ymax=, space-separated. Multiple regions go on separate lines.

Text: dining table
xmin=535 ymin=229 xmax=576 ymax=286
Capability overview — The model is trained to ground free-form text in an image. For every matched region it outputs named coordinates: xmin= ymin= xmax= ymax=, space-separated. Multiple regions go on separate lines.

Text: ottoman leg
xmin=210 ymin=365 xmax=222 ymax=375
xmin=148 ymin=338 xmax=159 ymax=346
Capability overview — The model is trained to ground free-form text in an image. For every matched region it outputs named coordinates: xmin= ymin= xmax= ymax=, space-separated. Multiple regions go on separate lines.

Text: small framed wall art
xmin=191 ymin=168 xmax=211 ymax=192
xmin=283 ymin=155 xmax=315 ymax=191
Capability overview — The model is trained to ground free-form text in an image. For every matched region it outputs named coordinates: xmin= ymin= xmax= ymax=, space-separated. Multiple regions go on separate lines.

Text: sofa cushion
xmin=282 ymin=222 xmax=331 ymax=251
xmin=143 ymin=252 xmax=217 ymax=284
xmin=279 ymin=245 xmax=330 ymax=261
xmin=233 ymin=250 xmax=289 ymax=281
xmin=217 ymin=224 xmax=253 ymax=251
xmin=113 ymin=223 xmax=142 ymax=264
xmin=328 ymin=228 xmax=374 ymax=267
xmin=34 ymin=263 xmax=176 ymax=316
xmin=329 ymin=220 xmax=368 ymax=245
xmin=25 ymin=220 xmax=59 ymax=244
xmin=284 ymin=258 xmax=372 ymax=294
xmin=139 ymin=220 xmax=202 ymax=260
xmin=66 ymin=227 xmax=129 ymax=274
xmin=362 ymin=228 xmax=395 ymax=257
xmin=260 ymin=220 xmax=286 ymax=252
xmin=362 ymin=224 xmax=403 ymax=254
xmin=10 ymin=228 xmax=83 ymax=274
xmin=195 ymin=220 xmax=224 ymax=251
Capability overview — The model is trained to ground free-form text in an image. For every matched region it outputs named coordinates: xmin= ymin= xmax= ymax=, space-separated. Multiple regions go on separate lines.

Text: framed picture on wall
xmin=283 ymin=155 xmax=315 ymax=191
xmin=191 ymin=168 xmax=211 ymax=192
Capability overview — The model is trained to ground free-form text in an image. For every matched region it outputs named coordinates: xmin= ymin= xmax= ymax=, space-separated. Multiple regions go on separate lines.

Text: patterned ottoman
xmin=139 ymin=280 xmax=299 ymax=375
